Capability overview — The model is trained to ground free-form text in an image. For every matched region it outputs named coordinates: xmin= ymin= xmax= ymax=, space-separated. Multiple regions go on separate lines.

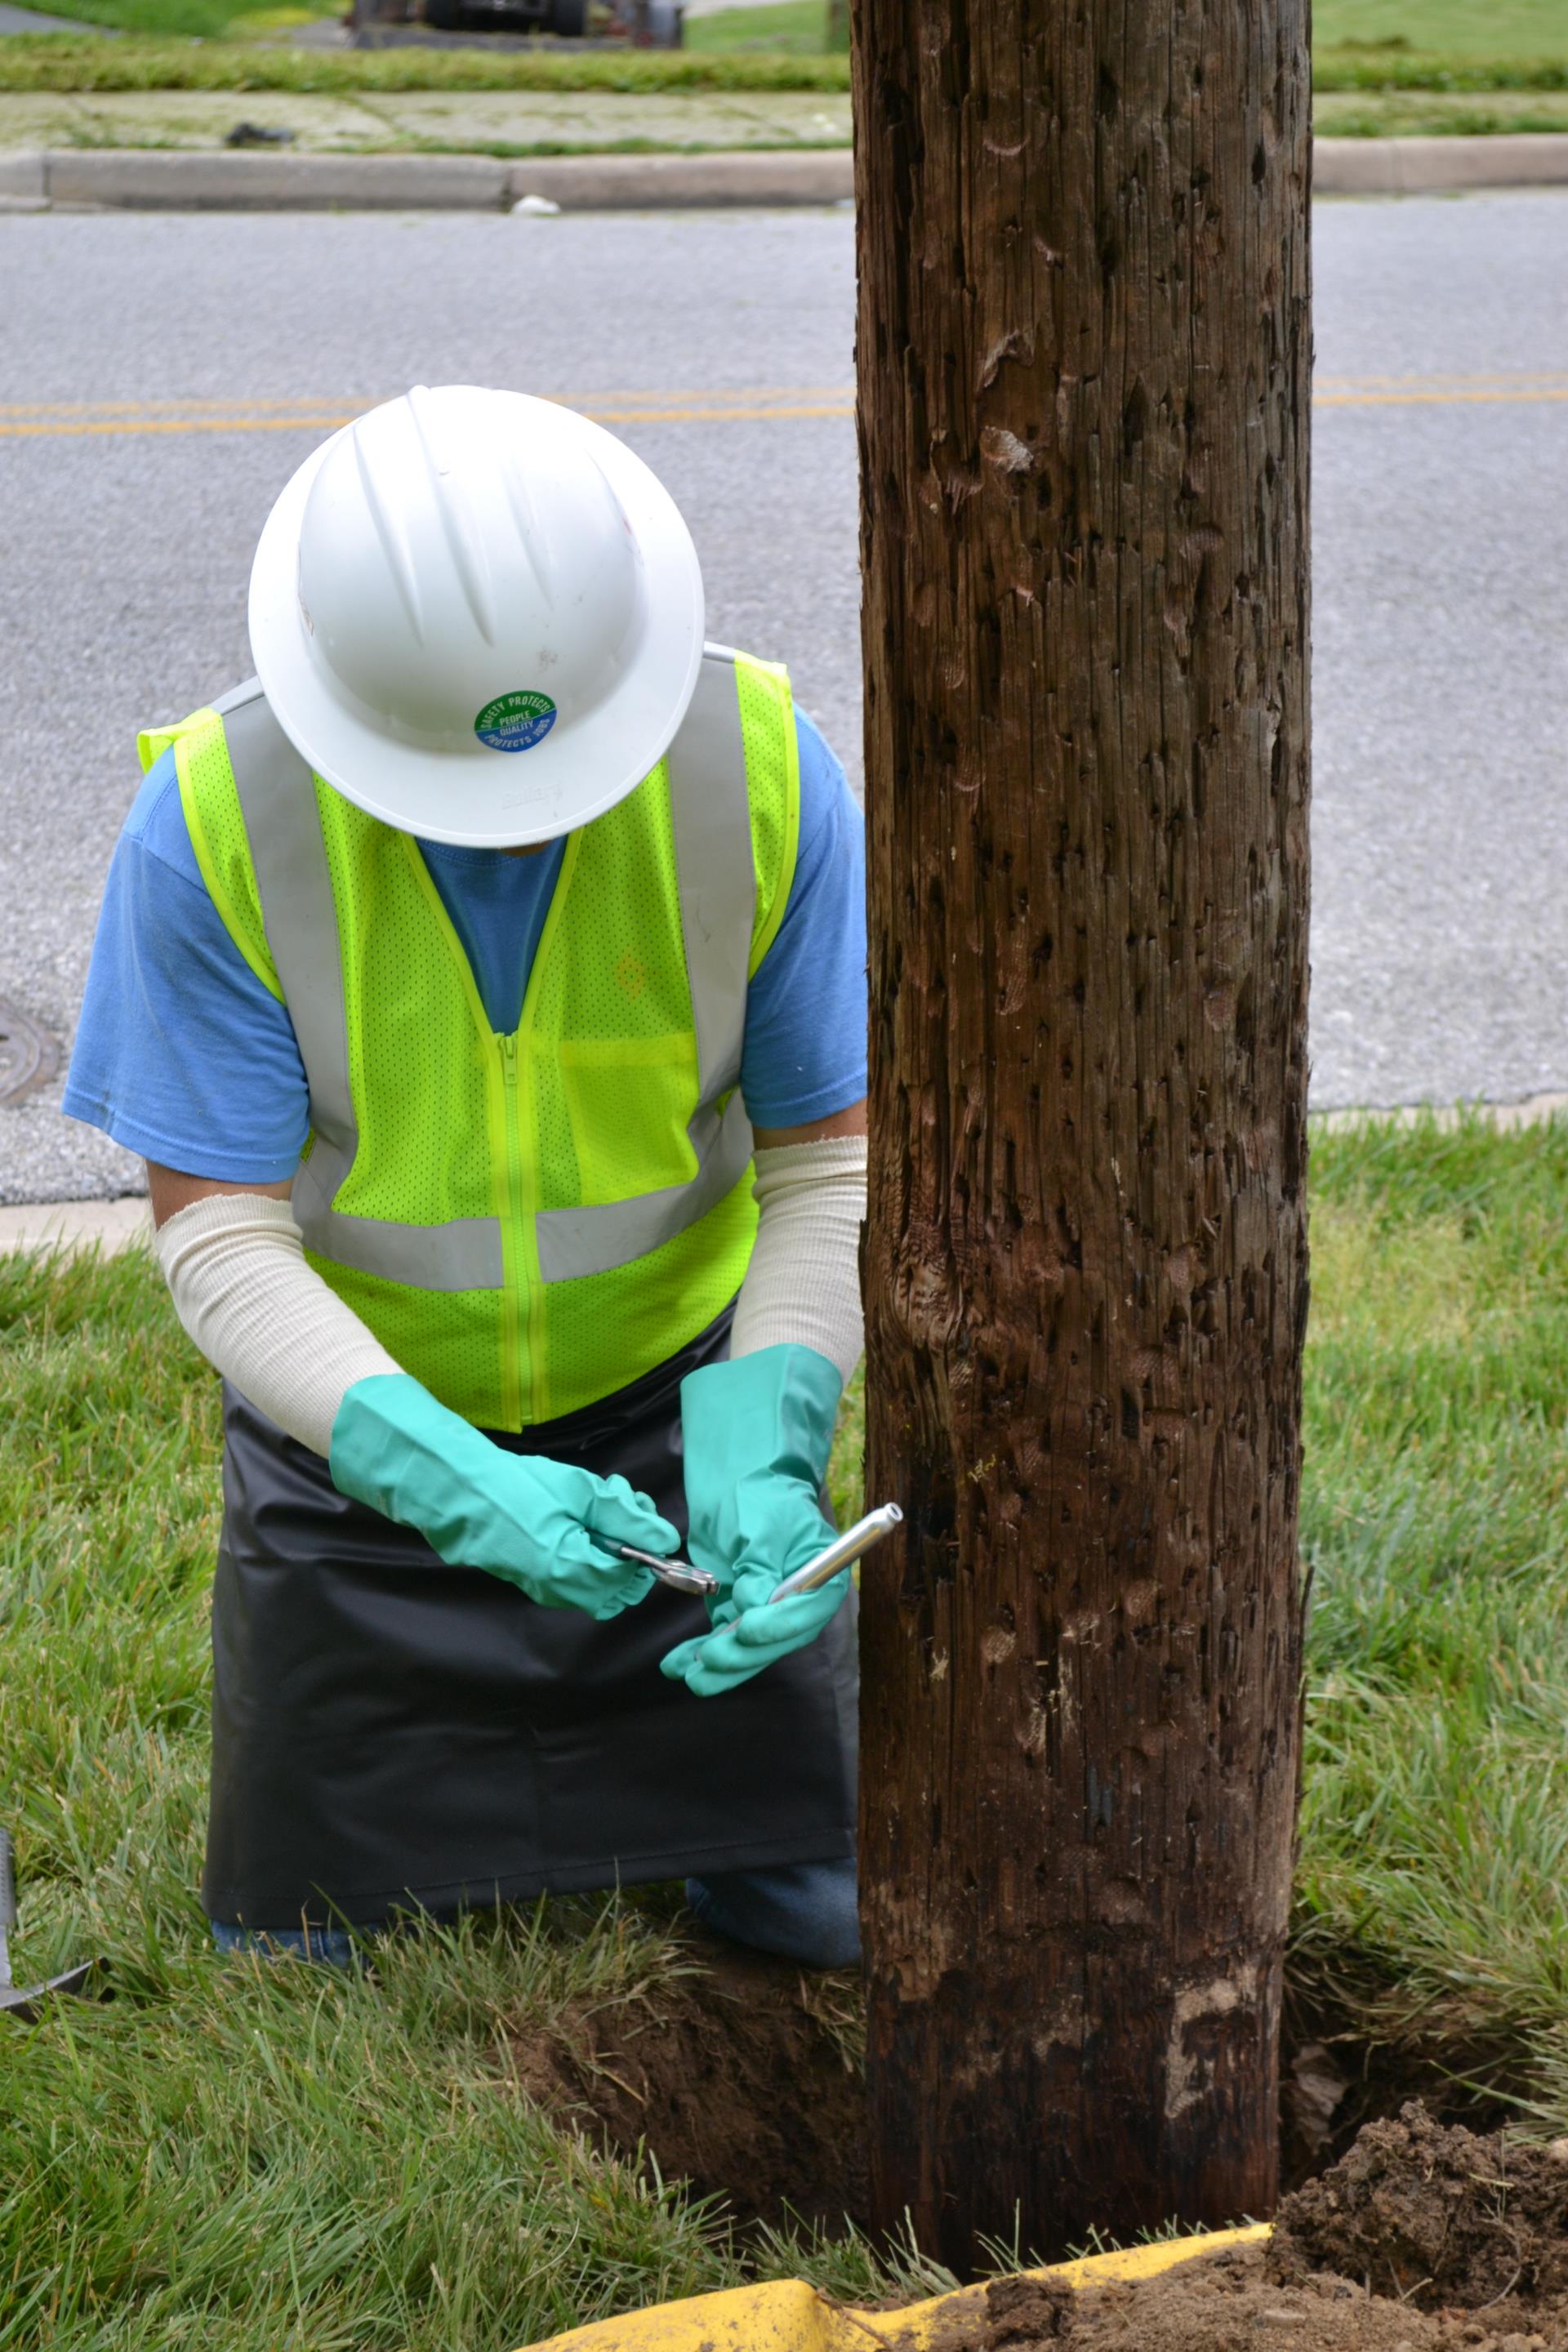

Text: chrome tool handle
xmin=768 ymin=1503 xmax=904 ymax=1604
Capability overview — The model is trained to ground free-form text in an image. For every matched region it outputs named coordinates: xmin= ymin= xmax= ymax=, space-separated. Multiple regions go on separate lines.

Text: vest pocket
xmin=556 ymin=1036 xmax=702 ymax=1206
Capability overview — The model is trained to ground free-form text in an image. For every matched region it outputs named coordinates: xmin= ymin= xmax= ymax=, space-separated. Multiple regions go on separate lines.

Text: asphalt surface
xmin=0 ymin=4 xmax=99 ymax=25
xmin=1 ymin=194 xmax=1565 ymax=1202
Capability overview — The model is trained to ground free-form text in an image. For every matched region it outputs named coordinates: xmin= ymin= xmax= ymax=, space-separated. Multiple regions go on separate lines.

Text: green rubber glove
xmin=660 ymin=1342 xmax=849 ymax=1698
xmin=329 ymin=1373 xmax=678 ymax=1620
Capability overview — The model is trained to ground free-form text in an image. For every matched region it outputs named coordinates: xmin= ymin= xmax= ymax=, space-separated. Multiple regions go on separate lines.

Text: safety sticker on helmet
xmin=474 ymin=689 xmax=559 ymax=754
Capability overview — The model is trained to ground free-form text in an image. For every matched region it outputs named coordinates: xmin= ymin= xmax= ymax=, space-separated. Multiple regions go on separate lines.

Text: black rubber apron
xmin=203 ymin=1311 xmax=858 ymax=1928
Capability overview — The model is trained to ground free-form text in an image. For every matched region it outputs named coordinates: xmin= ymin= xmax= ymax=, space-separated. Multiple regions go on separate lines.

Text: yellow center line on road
xmin=0 ymin=400 xmax=858 ymax=438
xmin=0 ymin=385 xmax=858 ymax=420
xmin=2 ymin=377 xmax=1566 ymax=439
xmin=1317 ymin=387 xmax=1568 ymax=408
xmin=1316 ymin=371 xmax=1568 ymax=390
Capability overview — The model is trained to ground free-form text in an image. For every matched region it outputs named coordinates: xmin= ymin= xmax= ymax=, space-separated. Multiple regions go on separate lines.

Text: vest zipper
xmin=499 ymin=1031 xmax=528 ymax=1428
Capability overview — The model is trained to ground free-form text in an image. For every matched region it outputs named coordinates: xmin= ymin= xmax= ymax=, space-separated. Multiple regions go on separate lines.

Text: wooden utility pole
xmin=853 ymin=0 xmax=1312 ymax=2272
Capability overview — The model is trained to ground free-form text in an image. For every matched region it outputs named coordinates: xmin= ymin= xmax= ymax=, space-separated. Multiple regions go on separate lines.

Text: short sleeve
xmin=739 ymin=710 xmax=868 ymax=1131
xmin=62 ymin=750 xmax=312 ymax=1184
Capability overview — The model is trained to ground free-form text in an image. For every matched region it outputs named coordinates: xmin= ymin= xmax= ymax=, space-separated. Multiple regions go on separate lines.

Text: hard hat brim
xmin=247 ymin=395 xmax=706 ymax=849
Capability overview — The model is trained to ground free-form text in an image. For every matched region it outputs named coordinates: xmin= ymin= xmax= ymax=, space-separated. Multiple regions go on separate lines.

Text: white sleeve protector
xmin=154 ymin=1192 xmax=399 ymax=1459
xmin=154 ymin=1132 xmax=866 ymax=1458
xmin=728 ymin=1134 xmax=867 ymax=1385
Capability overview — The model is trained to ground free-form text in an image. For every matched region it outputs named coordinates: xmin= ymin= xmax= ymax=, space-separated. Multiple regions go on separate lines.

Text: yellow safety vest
xmin=139 ymin=647 xmax=800 ymax=1429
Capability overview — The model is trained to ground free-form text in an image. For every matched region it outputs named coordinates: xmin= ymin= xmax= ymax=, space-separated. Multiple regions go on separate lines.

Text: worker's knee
xmin=685 ymin=1857 xmax=860 ymax=1970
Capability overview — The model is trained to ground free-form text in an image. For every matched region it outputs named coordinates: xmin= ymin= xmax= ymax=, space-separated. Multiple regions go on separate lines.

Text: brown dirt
xmin=1280 ymin=1973 xmax=1521 ymax=2191
xmin=506 ymin=1935 xmax=1568 ymax=2350
xmin=504 ymin=1918 xmax=1568 ymax=2345
xmin=503 ymin=1930 xmax=866 ymax=2232
xmin=887 ymin=2243 xmax=1552 ymax=2350
xmin=506 ymin=1921 xmax=1539 ymax=2261
xmin=880 ymin=2109 xmax=1568 ymax=2352
xmin=507 ymin=1922 xmax=1525 ymax=2245
xmin=1272 ymin=2103 xmax=1568 ymax=2312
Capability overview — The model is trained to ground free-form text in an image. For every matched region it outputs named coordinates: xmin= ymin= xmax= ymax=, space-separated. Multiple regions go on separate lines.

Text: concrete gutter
xmin=1 ymin=132 xmax=1566 ymax=212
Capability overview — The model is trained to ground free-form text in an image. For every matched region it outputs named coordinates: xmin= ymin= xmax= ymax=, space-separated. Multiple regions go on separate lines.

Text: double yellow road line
xmin=2 ymin=373 xmax=1565 ymax=439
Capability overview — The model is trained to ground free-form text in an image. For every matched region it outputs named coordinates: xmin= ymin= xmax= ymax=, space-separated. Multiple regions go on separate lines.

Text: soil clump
xmin=886 ymin=2244 xmax=1543 ymax=2349
xmin=880 ymin=2109 xmax=1568 ymax=2351
xmin=505 ymin=1930 xmax=865 ymax=2232
xmin=1272 ymin=2103 xmax=1568 ymax=2312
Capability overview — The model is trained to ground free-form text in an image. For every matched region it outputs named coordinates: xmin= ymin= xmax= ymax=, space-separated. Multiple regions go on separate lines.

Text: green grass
xmin=2 ymin=38 xmax=1564 ymax=124
xmin=1292 ymin=1117 xmax=1568 ymax=2092
xmin=7 ymin=1113 xmax=1568 ymax=2344
xmin=0 ymin=1249 xmax=917 ymax=2349
xmin=684 ymin=2 xmax=832 ymax=54
xmin=0 ymin=0 xmax=851 ymax=48
xmin=4 ymin=0 xmax=1567 ymax=96
xmin=0 ymin=35 xmax=853 ymax=88
xmin=0 ymin=0 xmax=846 ymax=38
xmin=1316 ymin=0 xmax=1568 ymax=62
xmin=1315 ymin=87 xmax=1568 ymax=135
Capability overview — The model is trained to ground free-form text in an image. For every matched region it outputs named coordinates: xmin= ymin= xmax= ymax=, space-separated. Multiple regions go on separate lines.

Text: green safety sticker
xmin=474 ymin=689 xmax=558 ymax=754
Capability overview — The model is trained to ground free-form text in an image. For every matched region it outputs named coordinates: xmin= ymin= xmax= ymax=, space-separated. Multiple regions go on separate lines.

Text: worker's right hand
xmin=327 ymin=1372 xmax=677 ymax=1619
xmin=659 ymin=1343 xmax=845 ymax=1694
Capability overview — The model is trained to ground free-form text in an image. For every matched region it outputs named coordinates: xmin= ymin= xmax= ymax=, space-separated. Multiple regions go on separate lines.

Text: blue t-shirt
xmin=64 ymin=710 xmax=866 ymax=1185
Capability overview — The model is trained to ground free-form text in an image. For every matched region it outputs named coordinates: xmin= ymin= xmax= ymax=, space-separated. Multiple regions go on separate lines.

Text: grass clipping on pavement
xmin=4 ymin=1112 xmax=1568 ymax=2345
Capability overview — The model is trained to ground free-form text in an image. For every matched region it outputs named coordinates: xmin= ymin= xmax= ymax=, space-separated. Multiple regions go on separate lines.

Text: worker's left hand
xmin=659 ymin=1342 xmax=849 ymax=1697
xmin=660 ymin=1561 xmax=852 ymax=1698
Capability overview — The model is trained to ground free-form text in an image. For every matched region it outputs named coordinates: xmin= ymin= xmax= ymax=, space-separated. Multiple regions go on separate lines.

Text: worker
xmin=64 ymin=385 xmax=866 ymax=1970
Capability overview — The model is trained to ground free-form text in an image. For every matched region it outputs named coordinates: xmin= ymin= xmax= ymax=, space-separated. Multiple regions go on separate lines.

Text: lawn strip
xmin=5 ymin=1113 xmax=1568 ymax=2345
xmin=1294 ymin=1115 xmax=1568 ymax=2100
xmin=1315 ymin=49 xmax=1568 ymax=91
xmin=0 ymin=35 xmax=854 ymax=96
xmin=1314 ymin=88 xmax=1568 ymax=136
xmin=6 ymin=38 xmax=1568 ymax=104
xmin=1315 ymin=0 xmax=1568 ymax=63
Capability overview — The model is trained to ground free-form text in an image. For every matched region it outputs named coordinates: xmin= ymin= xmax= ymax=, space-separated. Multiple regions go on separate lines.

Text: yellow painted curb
xmin=516 ymin=2223 xmax=1272 ymax=2352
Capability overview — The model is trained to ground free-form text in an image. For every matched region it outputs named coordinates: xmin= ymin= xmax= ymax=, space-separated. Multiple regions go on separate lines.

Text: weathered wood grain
xmin=854 ymin=0 xmax=1312 ymax=2270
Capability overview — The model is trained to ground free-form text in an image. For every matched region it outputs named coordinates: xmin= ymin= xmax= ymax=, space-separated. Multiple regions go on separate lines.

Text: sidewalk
xmin=2 ymin=90 xmax=1567 ymax=204
xmin=0 ymin=85 xmax=853 ymax=153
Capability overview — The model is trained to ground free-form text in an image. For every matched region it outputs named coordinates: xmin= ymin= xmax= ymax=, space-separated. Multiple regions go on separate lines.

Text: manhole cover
xmin=0 ymin=999 xmax=60 ymax=1107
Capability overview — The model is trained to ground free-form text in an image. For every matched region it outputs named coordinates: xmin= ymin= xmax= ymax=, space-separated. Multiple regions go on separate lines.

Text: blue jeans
xmin=211 ymin=1855 xmax=860 ymax=1973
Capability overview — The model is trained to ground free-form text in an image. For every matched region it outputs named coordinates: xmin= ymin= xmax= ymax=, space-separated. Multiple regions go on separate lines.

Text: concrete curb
xmin=46 ymin=147 xmax=514 ymax=210
xmin=1316 ymin=131 xmax=1568 ymax=196
xmin=2 ymin=141 xmax=853 ymax=212
xmin=507 ymin=145 xmax=853 ymax=207
xmin=1 ymin=133 xmax=1561 ymax=212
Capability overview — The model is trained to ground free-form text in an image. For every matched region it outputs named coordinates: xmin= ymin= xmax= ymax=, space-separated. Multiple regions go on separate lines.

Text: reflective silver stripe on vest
xmin=534 ymin=648 xmax=755 ymax=1282
xmin=224 ymin=652 xmax=756 ymax=1293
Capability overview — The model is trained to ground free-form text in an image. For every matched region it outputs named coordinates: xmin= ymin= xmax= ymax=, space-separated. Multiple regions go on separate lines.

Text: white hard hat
xmin=247 ymin=384 xmax=706 ymax=848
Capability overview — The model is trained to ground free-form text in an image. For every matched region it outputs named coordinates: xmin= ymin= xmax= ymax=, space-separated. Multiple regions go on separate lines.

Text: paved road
xmin=1 ymin=194 xmax=1565 ymax=1202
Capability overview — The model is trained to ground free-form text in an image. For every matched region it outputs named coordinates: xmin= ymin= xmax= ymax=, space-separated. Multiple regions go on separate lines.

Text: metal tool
xmin=768 ymin=1503 xmax=905 ymax=1604
xmin=0 ymin=1825 xmax=102 ymax=2021
xmin=612 ymin=1503 xmax=903 ymax=1607
xmin=609 ymin=1543 xmax=719 ymax=1599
